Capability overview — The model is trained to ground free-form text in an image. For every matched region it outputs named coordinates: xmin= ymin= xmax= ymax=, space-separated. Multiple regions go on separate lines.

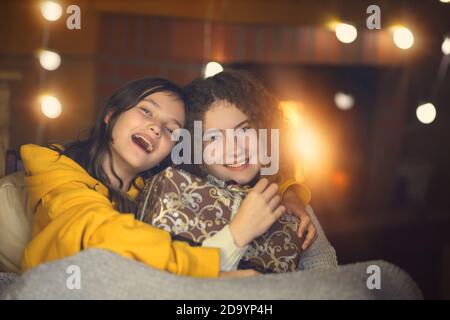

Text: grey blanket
xmin=0 ymin=205 xmax=422 ymax=299
xmin=1 ymin=248 xmax=421 ymax=300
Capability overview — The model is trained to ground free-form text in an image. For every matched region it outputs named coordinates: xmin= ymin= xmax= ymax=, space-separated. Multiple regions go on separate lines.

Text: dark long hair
xmin=50 ymin=77 xmax=187 ymax=213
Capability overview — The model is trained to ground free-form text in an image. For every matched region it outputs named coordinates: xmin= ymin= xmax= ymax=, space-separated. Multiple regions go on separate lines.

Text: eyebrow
xmin=206 ymin=120 xmax=250 ymax=133
xmin=233 ymin=119 xmax=250 ymax=129
xmin=143 ymin=97 xmax=160 ymax=109
xmin=143 ymin=97 xmax=183 ymax=128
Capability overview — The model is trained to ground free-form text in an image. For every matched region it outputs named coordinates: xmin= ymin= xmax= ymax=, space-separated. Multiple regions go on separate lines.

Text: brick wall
xmin=96 ymin=14 xmax=405 ymax=105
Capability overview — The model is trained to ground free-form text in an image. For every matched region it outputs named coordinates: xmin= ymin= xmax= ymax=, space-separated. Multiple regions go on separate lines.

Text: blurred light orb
xmin=40 ymin=1 xmax=63 ymax=21
xmin=335 ymin=23 xmax=358 ymax=44
xmin=439 ymin=0 xmax=450 ymax=3
xmin=41 ymin=95 xmax=62 ymax=119
xmin=204 ymin=62 xmax=223 ymax=78
xmin=416 ymin=103 xmax=436 ymax=124
xmin=334 ymin=92 xmax=355 ymax=110
xmin=39 ymin=50 xmax=61 ymax=71
xmin=441 ymin=37 xmax=450 ymax=55
xmin=331 ymin=171 xmax=349 ymax=188
xmin=393 ymin=27 xmax=414 ymax=49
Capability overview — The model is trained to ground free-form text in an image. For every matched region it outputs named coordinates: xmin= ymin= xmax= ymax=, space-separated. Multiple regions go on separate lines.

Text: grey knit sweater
xmin=298 ymin=206 xmax=338 ymax=270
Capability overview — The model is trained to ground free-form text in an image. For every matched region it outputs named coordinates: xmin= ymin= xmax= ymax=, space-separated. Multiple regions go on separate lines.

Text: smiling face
xmin=202 ymin=100 xmax=261 ymax=185
xmin=107 ymin=91 xmax=185 ymax=177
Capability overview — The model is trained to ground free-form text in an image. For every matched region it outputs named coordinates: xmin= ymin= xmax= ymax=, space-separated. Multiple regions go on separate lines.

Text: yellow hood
xmin=21 ymin=144 xmax=108 ymax=212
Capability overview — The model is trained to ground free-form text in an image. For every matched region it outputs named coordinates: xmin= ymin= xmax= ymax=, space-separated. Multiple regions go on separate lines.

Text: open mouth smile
xmin=131 ymin=134 xmax=154 ymax=154
xmin=224 ymin=158 xmax=249 ymax=170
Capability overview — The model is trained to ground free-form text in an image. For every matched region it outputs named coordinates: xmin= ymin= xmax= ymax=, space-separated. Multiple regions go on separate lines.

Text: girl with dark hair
xmin=20 ymin=77 xmax=255 ymax=278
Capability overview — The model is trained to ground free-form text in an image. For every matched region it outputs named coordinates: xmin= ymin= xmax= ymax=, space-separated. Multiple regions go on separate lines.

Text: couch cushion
xmin=0 ymin=172 xmax=33 ymax=272
xmin=0 ymin=272 xmax=18 ymax=295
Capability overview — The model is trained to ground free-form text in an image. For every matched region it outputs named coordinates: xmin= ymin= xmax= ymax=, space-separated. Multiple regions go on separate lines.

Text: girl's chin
xmin=222 ymin=166 xmax=259 ymax=185
xmin=125 ymin=155 xmax=158 ymax=172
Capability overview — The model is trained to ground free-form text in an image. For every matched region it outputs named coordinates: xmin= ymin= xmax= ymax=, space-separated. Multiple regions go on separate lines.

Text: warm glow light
xmin=39 ymin=49 xmax=61 ymax=71
xmin=279 ymin=100 xmax=324 ymax=177
xmin=295 ymin=128 xmax=320 ymax=163
xmin=334 ymin=92 xmax=355 ymax=110
xmin=416 ymin=103 xmax=436 ymax=124
xmin=41 ymin=95 xmax=62 ymax=119
xmin=204 ymin=61 xmax=223 ymax=78
xmin=335 ymin=23 xmax=358 ymax=44
xmin=279 ymin=100 xmax=303 ymax=126
xmin=439 ymin=0 xmax=450 ymax=3
xmin=442 ymin=37 xmax=450 ymax=55
xmin=331 ymin=171 xmax=349 ymax=188
xmin=393 ymin=27 xmax=414 ymax=50
xmin=40 ymin=1 xmax=63 ymax=21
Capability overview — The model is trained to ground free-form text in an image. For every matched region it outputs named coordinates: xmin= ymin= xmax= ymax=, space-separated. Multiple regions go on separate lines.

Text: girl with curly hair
xmin=138 ymin=70 xmax=316 ymax=273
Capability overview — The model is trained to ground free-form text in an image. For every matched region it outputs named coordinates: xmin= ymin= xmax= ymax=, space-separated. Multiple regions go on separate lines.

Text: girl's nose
xmin=147 ymin=123 xmax=161 ymax=138
xmin=234 ymin=136 xmax=246 ymax=153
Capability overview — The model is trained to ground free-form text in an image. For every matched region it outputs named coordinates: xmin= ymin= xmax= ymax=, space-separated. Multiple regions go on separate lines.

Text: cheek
xmin=112 ymin=113 xmax=138 ymax=139
xmin=110 ymin=122 xmax=124 ymax=143
xmin=238 ymin=135 xmax=258 ymax=155
xmin=158 ymin=137 xmax=174 ymax=157
xmin=203 ymin=141 xmax=225 ymax=162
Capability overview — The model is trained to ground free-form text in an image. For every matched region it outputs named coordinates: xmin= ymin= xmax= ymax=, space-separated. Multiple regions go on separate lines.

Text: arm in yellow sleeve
xmin=22 ymin=181 xmax=220 ymax=278
xmin=275 ymin=157 xmax=311 ymax=206
xmin=279 ymin=178 xmax=311 ymax=207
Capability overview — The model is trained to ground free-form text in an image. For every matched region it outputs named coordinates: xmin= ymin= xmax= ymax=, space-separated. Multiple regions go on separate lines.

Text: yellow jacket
xmin=20 ymin=144 xmax=220 ymax=278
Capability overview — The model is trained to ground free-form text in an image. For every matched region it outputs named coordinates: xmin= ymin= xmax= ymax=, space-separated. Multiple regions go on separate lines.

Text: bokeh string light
xmin=334 ymin=92 xmax=355 ymax=111
xmin=392 ymin=26 xmax=415 ymax=50
xmin=416 ymin=103 xmax=437 ymax=124
xmin=32 ymin=1 xmax=449 ymax=146
xmin=328 ymin=18 xmax=447 ymax=125
xmin=335 ymin=23 xmax=358 ymax=44
xmin=40 ymin=0 xmax=62 ymax=22
xmin=204 ymin=61 xmax=223 ymax=78
xmin=36 ymin=0 xmax=63 ymax=145
xmin=40 ymin=95 xmax=62 ymax=119
xmin=277 ymin=12 xmax=449 ymax=188
xmin=38 ymin=49 xmax=61 ymax=71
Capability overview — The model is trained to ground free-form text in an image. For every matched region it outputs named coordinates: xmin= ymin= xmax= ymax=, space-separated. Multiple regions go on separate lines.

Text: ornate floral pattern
xmin=137 ymin=167 xmax=303 ymax=273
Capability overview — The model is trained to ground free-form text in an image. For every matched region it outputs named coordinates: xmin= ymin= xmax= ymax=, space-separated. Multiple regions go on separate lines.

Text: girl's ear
xmin=104 ymin=110 xmax=113 ymax=124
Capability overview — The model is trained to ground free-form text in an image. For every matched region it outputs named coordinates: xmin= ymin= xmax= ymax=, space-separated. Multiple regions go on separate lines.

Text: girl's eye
xmin=140 ymin=107 xmax=152 ymax=117
xmin=210 ymin=135 xmax=222 ymax=142
xmin=164 ymin=127 xmax=174 ymax=134
xmin=165 ymin=127 xmax=183 ymax=142
xmin=236 ymin=127 xmax=250 ymax=135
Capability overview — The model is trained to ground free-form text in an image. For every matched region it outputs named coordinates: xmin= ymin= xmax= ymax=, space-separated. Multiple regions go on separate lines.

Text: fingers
xmin=272 ymin=205 xmax=286 ymax=219
xmin=241 ymin=269 xmax=261 ymax=277
xmin=297 ymin=214 xmax=311 ymax=238
xmin=301 ymin=223 xmax=317 ymax=250
xmin=267 ymin=195 xmax=281 ymax=211
xmin=289 ymin=205 xmax=303 ymax=219
xmin=252 ymin=178 xmax=270 ymax=194
xmin=219 ymin=269 xmax=260 ymax=278
xmin=261 ymin=183 xmax=279 ymax=202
